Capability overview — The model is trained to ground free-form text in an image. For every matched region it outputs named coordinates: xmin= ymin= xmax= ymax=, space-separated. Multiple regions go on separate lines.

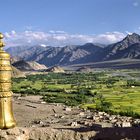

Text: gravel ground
xmin=13 ymin=94 xmax=89 ymax=128
xmin=8 ymin=94 xmax=140 ymax=140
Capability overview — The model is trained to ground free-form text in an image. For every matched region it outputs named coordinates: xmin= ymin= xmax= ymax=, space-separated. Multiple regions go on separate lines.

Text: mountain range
xmin=6 ymin=33 xmax=140 ymax=67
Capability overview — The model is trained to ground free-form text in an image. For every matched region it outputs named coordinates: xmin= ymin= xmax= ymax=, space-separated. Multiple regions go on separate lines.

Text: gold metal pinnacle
xmin=0 ymin=33 xmax=16 ymax=129
xmin=0 ymin=33 xmax=5 ymax=49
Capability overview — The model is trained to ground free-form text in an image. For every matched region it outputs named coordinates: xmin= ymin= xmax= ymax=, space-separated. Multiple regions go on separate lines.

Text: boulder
xmin=122 ymin=122 xmax=131 ymax=127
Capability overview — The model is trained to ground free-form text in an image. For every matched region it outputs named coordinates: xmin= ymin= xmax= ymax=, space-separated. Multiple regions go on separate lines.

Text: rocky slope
xmin=76 ymin=66 xmax=92 ymax=72
xmin=12 ymin=66 xmax=25 ymax=77
xmin=6 ymin=33 xmax=140 ymax=67
xmin=2 ymin=127 xmax=140 ymax=140
xmin=46 ymin=66 xmax=65 ymax=73
xmin=12 ymin=60 xmax=47 ymax=71
xmin=101 ymin=33 xmax=140 ymax=61
xmin=6 ymin=43 xmax=103 ymax=66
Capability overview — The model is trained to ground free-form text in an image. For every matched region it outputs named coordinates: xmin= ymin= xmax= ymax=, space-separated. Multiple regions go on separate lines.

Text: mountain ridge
xmin=6 ymin=33 xmax=140 ymax=67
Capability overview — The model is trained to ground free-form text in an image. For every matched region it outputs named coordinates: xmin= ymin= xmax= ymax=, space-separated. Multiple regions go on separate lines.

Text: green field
xmin=12 ymin=69 xmax=140 ymax=117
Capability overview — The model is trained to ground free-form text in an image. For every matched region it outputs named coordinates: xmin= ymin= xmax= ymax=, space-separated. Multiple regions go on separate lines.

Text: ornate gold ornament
xmin=0 ymin=33 xmax=16 ymax=129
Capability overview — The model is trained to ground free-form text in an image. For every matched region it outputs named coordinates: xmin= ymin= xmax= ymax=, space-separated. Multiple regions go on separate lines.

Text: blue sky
xmin=1 ymin=0 xmax=140 ymax=46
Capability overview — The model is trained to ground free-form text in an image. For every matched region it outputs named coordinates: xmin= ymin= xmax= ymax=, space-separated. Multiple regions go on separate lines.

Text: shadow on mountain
xmin=58 ymin=125 xmax=140 ymax=140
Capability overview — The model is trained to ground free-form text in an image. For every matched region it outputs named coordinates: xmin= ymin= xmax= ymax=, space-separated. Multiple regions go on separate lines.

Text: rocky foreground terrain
xmin=1 ymin=95 xmax=140 ymax=140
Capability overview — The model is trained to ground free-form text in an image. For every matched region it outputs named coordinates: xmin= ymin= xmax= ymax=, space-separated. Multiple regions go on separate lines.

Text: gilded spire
xmin=0 ymin=33 xmax=5 ymax=49
xmin=0 ymin=32 xmax=16 ymax=129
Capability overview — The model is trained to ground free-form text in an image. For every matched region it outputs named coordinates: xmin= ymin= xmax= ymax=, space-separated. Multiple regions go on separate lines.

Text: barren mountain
xmin=101 ymin=33 xmax=140 ymax=61
xmin=12 ymin=60 xmax=47 ymax=71
xmin=7 ymin=43 xmax=102 ymax=66
xmin=6 ymin=33 xmax=140 ymax=67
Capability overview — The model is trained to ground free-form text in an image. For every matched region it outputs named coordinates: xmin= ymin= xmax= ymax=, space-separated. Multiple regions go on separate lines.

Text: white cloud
xmin=11 ymin=30 xmax=16 ymax=35
xmin=93 ymin=32 xmax=125 ymax=44
xmin=40 ymin=44 xmax=47 ymax=47
xmin=133 ymin=2 xmax=139 ymax=7
xmin=49 ymin=30 xmax=66 ymax=34
xmin=125 ymin=31 xmax=132 ymax=35
xmin=4 ymin=30 xmax=126 ymax=47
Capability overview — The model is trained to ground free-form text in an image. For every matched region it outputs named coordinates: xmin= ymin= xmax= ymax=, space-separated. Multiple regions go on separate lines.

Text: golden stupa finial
xmin=0 ymin=33 xmax=5 ymax=49
xmin=0 ymin=32 xmax=16 ymax=129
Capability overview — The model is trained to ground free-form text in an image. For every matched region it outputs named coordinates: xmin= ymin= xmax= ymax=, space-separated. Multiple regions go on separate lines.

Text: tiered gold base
xmin=0 ymin=97 xmax=16 ymax=129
